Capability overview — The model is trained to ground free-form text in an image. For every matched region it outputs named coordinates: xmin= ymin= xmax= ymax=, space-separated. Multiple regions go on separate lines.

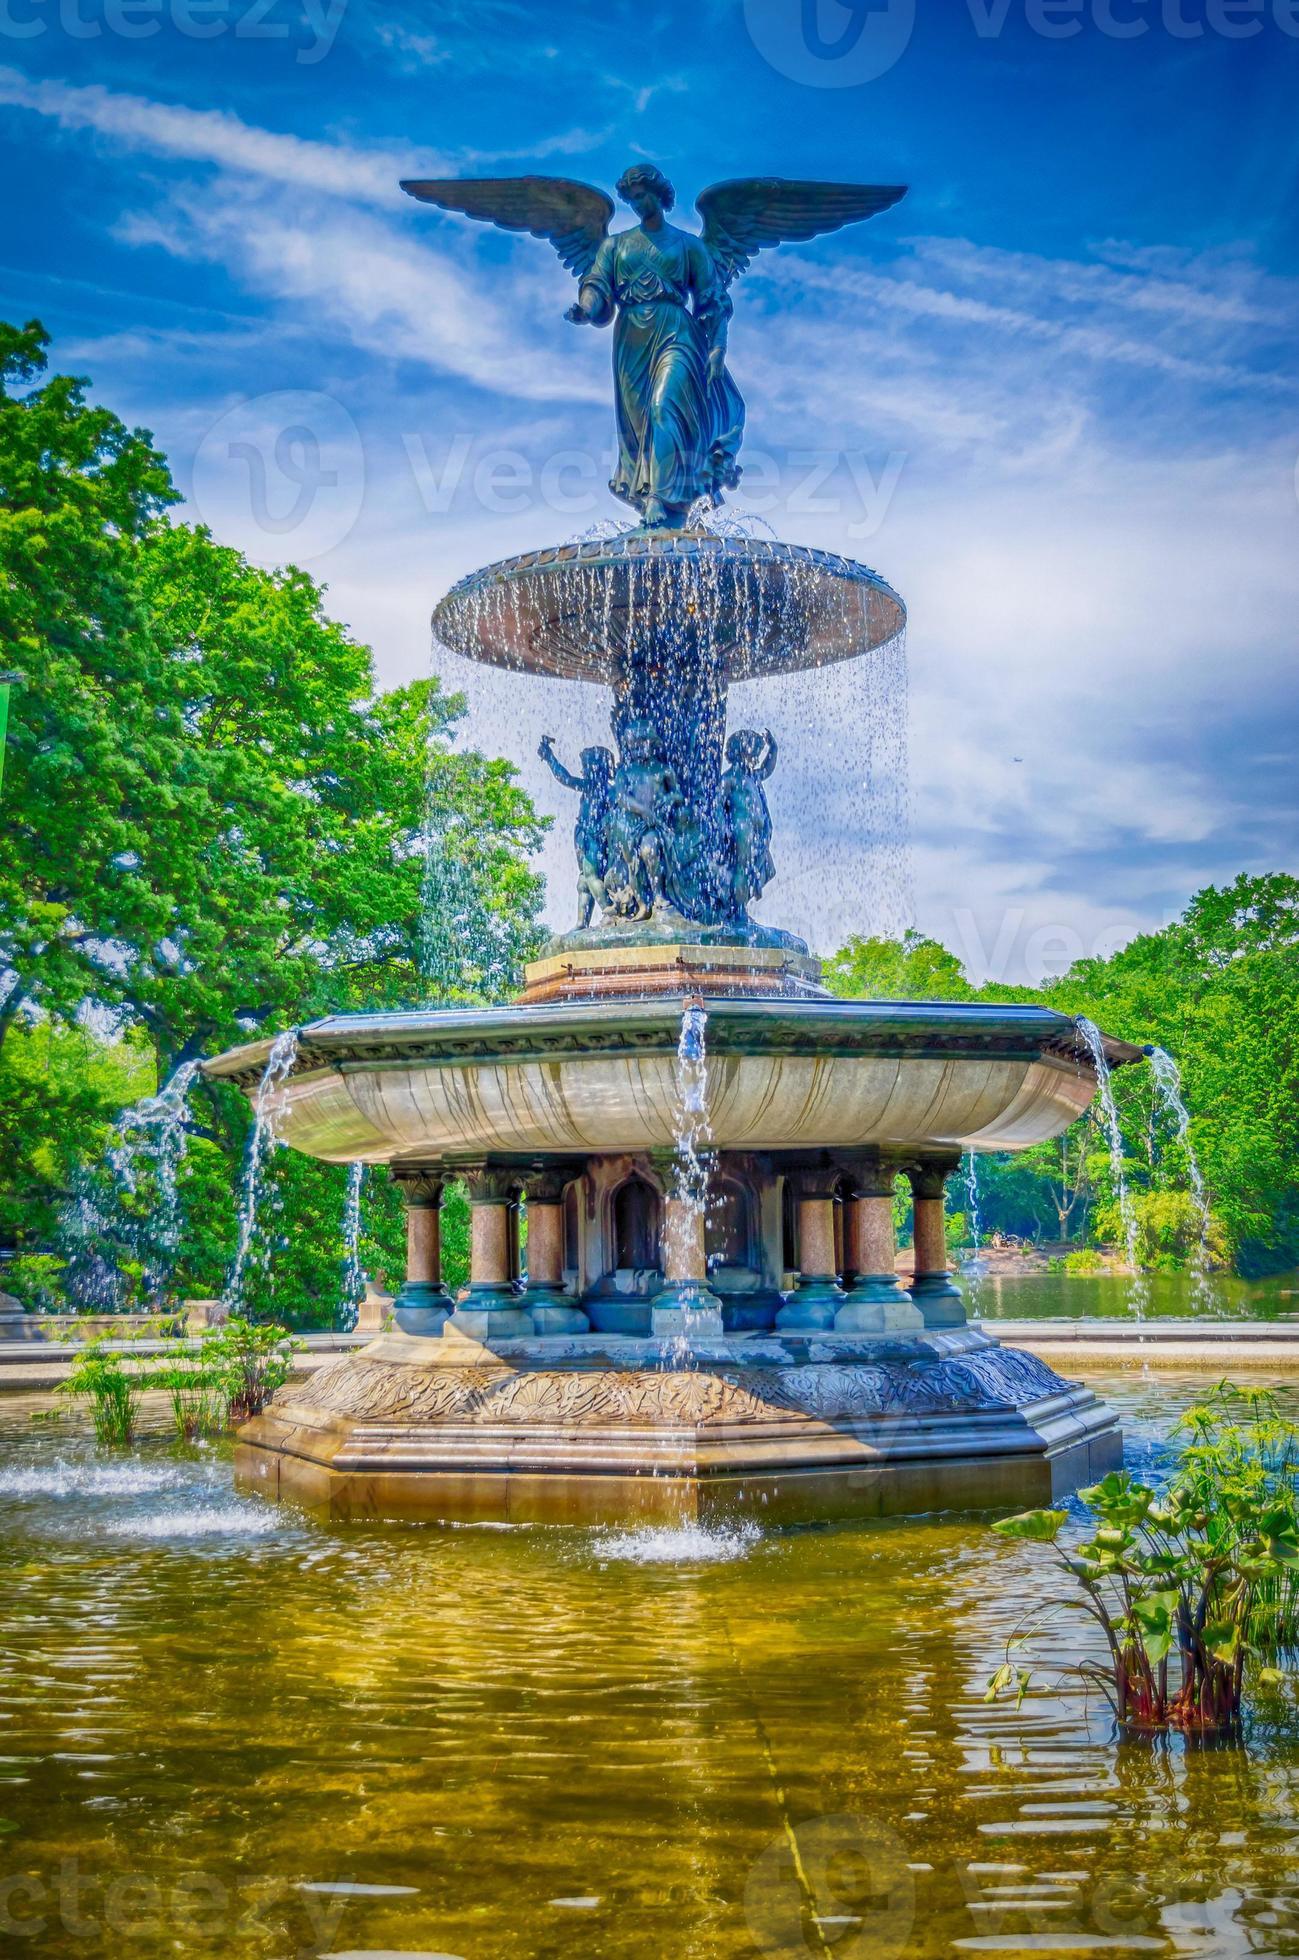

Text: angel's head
xmin=616 ymin=163 xmax=675 ymax=222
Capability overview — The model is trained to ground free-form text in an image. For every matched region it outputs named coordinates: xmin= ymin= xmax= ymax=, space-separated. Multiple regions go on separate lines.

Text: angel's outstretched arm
xmin=758 ymin=730 xmax=778 ymax=779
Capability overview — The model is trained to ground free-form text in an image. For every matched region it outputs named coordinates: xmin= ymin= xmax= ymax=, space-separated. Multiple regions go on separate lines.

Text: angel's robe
xmin=580 ymin=223 xmax=745 ymax=518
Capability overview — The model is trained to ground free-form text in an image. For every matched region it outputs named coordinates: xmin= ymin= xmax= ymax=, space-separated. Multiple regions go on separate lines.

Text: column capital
xmin=906 ymin=1155 xmax=962 ymax=1202
xmin=836 ymin=1152 xmax=906 ymax=1201
xmin=461 ymin=1163 xmax=521 ymax=1207
xmin=520 ymin=1163 xmax=571 ymax=1205
xmin=791 ymin=1162 xmax=842 ymax=1203
xmin=392 ymin=1168 xmax=446 ymax=1209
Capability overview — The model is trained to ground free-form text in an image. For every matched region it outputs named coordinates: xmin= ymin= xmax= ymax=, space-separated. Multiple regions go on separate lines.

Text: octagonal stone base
xmin=235 ymin=1327 xmax=1121 ymax=1526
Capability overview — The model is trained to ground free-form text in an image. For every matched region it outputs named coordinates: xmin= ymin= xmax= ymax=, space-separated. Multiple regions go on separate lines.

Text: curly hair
xmin=616 ymin=163 xmax=675 ymax=212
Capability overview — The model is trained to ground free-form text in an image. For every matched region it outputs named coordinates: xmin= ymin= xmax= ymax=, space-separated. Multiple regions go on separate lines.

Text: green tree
xmin=827 ymin=876 xmax=1299 ymax=1276
xmin=825 ymin=929 xmax=974 ymax=1002
xmin=0 ymin=322 xmax=548 ymax=1324
xmin=0 ymin=319 xmax=177 ymax=1046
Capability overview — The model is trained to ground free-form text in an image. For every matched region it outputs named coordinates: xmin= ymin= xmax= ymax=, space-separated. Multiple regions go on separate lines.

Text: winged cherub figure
xmin=401 ymin=166 xmax=906 ymax=531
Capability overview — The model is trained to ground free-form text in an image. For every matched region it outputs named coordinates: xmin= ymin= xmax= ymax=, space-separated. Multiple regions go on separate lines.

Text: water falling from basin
xmin=1077 ymin=1017 xmax=1148 ymax=1318
xmin=60 ymin=1057 xmax=203 ymax=1312
xmin=339 ymin=1162 xmax=366 ymax=1333
xmin=960 ymin=1149 xmax=986 ymax=1320
xmin=659 ymin=1000 xmax=722 ymax=1361
xmin=1148 ymin=1045 xmax=1216 ymax=1309
xmin=223 ymin=1029 xmax=299 ymax=1317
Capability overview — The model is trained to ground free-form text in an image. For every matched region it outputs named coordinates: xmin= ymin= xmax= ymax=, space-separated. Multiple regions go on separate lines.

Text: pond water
xmin=2 ymin=1375 xmax=1299 ymax=1958
xmin=970 ymin=1268 xmax=1299 ymax=1323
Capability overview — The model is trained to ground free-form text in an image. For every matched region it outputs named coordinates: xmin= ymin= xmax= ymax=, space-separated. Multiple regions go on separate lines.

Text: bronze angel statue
xmin=401 ymin=164 xmax=906 ymax=530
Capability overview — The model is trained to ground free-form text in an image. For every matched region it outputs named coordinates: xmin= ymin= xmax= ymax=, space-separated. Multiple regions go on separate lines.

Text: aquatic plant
xmin=152 ymin=1340 xmax=229 ymax=1445
xmin=59 ymin=1337 xmax=143 ymax=1448
xmin=988 ymin=1451 xmax=1299 ymax=1735
xmin=209 ymin=1318 xmax=301 ymax=1425
xmin=1176 ymin=1382 xmax=1299 ymax=1650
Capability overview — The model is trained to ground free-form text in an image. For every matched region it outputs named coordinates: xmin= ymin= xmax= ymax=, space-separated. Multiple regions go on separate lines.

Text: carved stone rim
xmin=202 ymin=995 xmax=1144 ymax=1092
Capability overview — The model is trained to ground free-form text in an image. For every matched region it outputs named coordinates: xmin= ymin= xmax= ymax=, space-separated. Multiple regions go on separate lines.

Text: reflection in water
xmin=981 ymin=1267 xmax=1299 ymax=1324
xmin=0 ymin=1375 xmax=1298 ymax=1957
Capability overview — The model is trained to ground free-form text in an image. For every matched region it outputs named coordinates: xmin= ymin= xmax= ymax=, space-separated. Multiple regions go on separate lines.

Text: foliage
xmin=0 ymin=996 xmax=153 ymax=1275
xmin=0 ymin=319 xmax=176 ymax=1048
xmin=825 ymin=929 xmax=974 ymax=1002
xmin=1176 ymin=1383 xmax=1299 ymax=1649
xmin=828 ymin=874 xmax=1299 ymax=1277
xmin=198 ymin=1317 xmax=301 ymax=1425
xmin=59 ymin=1336 xmax=143 ymax=1447
xmin=0 ymin=322 xmax=547 ymax=1325
xmin=153 ymin=1337 xmax=228 ymax=1444
xmin=988 ymin=1416 xmax=1299 ymax=1732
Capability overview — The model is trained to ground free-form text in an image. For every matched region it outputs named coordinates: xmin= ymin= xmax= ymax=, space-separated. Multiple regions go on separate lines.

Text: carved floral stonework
xmin=283 ymin=1345 xmax=1065 ymax=1431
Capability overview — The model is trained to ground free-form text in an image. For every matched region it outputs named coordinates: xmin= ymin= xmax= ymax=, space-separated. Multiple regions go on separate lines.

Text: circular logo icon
xmin=744 ymin=0 xmax=917 ymax=86
xmin=744 ymin=1813 xmax=916 ymax=1956
xmin=191 ymin=390 xmax=365 ymax=564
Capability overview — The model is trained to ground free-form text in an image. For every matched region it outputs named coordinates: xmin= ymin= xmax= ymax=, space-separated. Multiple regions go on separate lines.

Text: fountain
xmin=204 ymin=160 xmax=1141 ymax=1522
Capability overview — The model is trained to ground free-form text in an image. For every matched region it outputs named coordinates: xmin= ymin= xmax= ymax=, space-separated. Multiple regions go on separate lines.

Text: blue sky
xmin=2 ymin=0 xmax=1297 ymax=978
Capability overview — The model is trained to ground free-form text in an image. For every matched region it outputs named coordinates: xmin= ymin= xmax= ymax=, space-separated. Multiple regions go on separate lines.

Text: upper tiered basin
xmin=203 ymin=996 xmax=1143 ymax=1167
xmin=431 ymin=528 xmax=907 ymax=684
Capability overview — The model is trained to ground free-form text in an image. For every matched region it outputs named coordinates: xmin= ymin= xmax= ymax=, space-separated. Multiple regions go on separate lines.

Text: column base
xmin=445 ymin=1286 xmax=535 ymax=1340
xmin=651 ymin=1283 xmax=724 ymax=1340
xmin=909 ymin=1272 xmax=968 ymax=1329
xmin=529 ymin=1298 xmax=591 ymax=1335
xmin=719 ymin=1293 xmax=782 ymax=1334
xmin=392 ymin=1282 xmax=455 ymax=1337
xmin=837 ymin=1274 xmax=925 ymax=1335
xmin=777 ymin=1277 xmax=846 ymax=1332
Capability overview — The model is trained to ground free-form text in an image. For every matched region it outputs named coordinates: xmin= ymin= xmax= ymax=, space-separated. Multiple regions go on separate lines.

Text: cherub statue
xmin=538 ymin=735 xmax=615 ymax=930
xmin=603 ymin=721 xmax=688 ymax=921
xmin=721 ymin=728 xmax=778 ymax=920
xmin=402 ymin=166 xmax=905 ymax=530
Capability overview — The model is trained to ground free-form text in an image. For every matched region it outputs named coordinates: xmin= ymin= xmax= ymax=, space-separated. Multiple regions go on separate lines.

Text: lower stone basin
xmin=236 ymin=1325 xmax=1123 ymax=1524
xmin=203 ymin=996 xmax=1139 ymax=1167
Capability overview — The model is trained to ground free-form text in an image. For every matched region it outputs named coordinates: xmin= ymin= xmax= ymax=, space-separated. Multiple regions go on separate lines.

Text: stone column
xmin=907 ymin=1157 xmax=966 ymax=1329
xmin=650 ymin=1151 xmax=723 ymax=1339
xmin=836 ymin=1159 xmax=924 ymax=1335
xmin=390 ymin=1171 xmax=454 ymax=1335
xmin=445 ymin=1165 xmax=534 ymax=1340
xmin=522 ymin=1167 xmax=589 ymax=1336
xmin=776 ymin=1165 xmax=845 ymax=1331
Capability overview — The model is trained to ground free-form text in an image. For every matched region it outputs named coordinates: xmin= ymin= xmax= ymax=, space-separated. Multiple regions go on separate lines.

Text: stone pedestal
xmin=355 ymin=1279 xmax=395 ymax=1334
xmin=447 ymin=1167 xmax=534 ymax=1340
xmin=836 ymin=1160 xmax=924 ymax=1335
xmin=777 ymin=1169 xmax=846 ymax=1331
xmin=908 ymin=1159 xmax=966 ymax=1329
xmin=523 ymin=1170 xmax=589 ymax=1336
xmin=392 ymin=1172 xmax=455 ymax=1335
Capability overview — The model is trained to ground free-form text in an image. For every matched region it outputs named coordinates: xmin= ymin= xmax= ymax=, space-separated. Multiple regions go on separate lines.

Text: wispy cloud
xmin=0 ymin=65 xmax=433 ymax=202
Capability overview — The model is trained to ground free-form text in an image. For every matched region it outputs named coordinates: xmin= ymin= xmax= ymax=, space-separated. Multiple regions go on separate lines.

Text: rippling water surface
xmin=2 ymin=1373 xmax=1299 ymax=1957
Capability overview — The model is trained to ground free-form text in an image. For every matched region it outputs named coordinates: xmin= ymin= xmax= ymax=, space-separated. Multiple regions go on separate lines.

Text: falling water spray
xmin=1148 ymin=1047 xmax=1216 ymax=1311
xmin=339 ymin=1161 xmax=366 ymax=1333
xmin=223 ymin=1030 xmax=299 ymax=1318
xmin=1077 ymin=1018 xmax=1148 ymax=1319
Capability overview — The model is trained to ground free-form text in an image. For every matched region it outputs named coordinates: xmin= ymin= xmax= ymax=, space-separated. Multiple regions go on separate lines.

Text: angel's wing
xmin=696 ymin=178 xmax=907 ymax=287
xmin=399 ymin=175 xmax=615 ymax=280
